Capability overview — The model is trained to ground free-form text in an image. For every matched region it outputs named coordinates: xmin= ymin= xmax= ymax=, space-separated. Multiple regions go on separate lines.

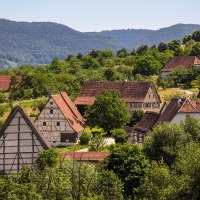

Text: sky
xmin=0 ymin=0 xmax=200 ymax=32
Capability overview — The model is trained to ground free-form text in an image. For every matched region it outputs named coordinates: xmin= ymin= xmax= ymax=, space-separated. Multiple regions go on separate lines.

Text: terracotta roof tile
xmin=134 ymin=112 xmax=160 ymax=133
xmin=60 ymin=152 xmax=110 ymax=161
xmin=52 ymin=93 xmax=84 ymax=133
xmin=75 ymin=81 xmax=159 ymax=105
xmin=154 ymin=98 xmax=185 ymax=126
xmin=60 ymin=92 xmax=85 ymax=125
xmin=178 ymin=99 xmax=199 ymax=113
xmin=162 ymin=56 xmax=200 ymax=72
xmin=0 ymin=75 xmax=21 ymax=89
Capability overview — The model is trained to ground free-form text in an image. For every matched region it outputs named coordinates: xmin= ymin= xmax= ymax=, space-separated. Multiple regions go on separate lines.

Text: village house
xmin=0 ymin=106 xmax=50 ymax=174
xmin=129 ymin=98 xmax=200 ymax=145
xmin=74 ymin=81 xmax=161 ymax=114
xmin=161 ymin=56 xmax=200 ymax=76
xmin=35 ymin=92 xmax=85 ymax=146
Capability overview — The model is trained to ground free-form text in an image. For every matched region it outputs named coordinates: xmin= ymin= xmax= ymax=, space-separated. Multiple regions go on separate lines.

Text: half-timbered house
xmin=35 ymin=92 xmax=85 ymax=146
xmin=0 ymin=106 xmax=50 ymax=174
xmin=74 ymin=81 xmax=161 ymax=114
xmin=129 ymin=98 xmax=200 ymax=145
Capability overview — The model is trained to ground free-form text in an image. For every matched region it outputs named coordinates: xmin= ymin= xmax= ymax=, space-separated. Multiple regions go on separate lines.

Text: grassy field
xmin=0 ymin=97 xmax=45 ymax=121
xmin=158 ymin=87 xmax=196 ymax=105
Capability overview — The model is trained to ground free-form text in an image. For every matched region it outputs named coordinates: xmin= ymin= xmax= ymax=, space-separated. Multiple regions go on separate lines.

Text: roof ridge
xmin=60 ymin=92 xmax=85 ymax=123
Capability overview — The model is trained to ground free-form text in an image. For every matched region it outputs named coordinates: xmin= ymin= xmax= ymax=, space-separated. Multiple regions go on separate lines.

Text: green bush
xmin=111 ymin=128 xmax=127 ymax=144
xmin=0 ymin=93 xmax=6 ymax=103
xmin=36 ymin=148 xmax=58 ymax=169
xmin=79 ymin=130 xmax=91 ymax=145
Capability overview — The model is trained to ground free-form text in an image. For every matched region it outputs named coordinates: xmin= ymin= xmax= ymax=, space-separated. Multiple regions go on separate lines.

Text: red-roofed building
xmin=161 ymin=56 xmax=200 ymax=76
xmin=129 ymin=98 xmax=200 ymax=145
xmin=35 ymin=92 xmax=85 ymax=146
xmin=0 ymin=75 xmax=21 ymax=90
xmin=74 ymin=81 xmax=161 ymax=114
xmin=60 ymin=152 xmax=110 ymax=163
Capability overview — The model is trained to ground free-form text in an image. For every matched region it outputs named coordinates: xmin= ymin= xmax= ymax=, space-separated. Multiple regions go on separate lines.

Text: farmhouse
xmin=161 ymin=56 xmax=200 ymax=76
xmin=74 ymin=81 xmax=161 ymax=114
xmin=0 ymin=106 xmax=50 ymax=174
xmin=35 ymin=92 xmax=85 ymax=146
xmin=129 ymin=98 xmax=200 ymax=144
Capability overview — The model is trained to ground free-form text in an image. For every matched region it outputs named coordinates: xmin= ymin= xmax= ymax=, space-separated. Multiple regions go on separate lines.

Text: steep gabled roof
xmin=134 ymin=112 xmax=160 ymax=134
xmin=154 ymin=98 xmax=185 ymax=126
xmin=178 ymin=99 xmax=199 ymax=113
xmin=60 ymin=152 xmax=110 ymax=161
xmin=134 ymin=98 xmax=200 ymax=136
xmin=0 ymin=75 xmax=22 ymax=89
xmin=162 ymin=56 xmax=200 ymax=72
xmin=155 ymin=98 xmax=200 ymax=127
xmin=0 ymin=106 xmax=50 ymax=149
xmin=75 ymin=81 xmax=160 ymax=105
xmin=60 ymin=92 xmax=85 ymax=124
xmin=51 ymin=92 xmax=84 ymax=133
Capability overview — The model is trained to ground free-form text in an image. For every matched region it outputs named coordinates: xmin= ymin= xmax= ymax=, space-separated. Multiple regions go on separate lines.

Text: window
xmin=50 ymin=109 xmax=53 ymax=114
xmin=61 ymin=133 xmax=78 ymax=143
xmin=50 ymin=102 xmax=53 ymax=107
xmin=149 ymin=95 xmax=151 ymax=99
xmin=143 ymin=103 xmax=151 ymax=108
xmin=43 ymin=122 xmax=46 ymax=126
xmin=153 ymin=95 xmax=155 ymax=98
xmin=57 ymin=122 xmax=60 ymax=126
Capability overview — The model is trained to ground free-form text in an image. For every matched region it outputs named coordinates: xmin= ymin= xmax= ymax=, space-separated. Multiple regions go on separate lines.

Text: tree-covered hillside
xmin=0 ymin=19 xmax=200 ymax=68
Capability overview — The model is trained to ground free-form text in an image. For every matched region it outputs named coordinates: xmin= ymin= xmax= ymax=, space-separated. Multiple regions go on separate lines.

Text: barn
xmin=0 ymin=106 xmax=50 ymax=174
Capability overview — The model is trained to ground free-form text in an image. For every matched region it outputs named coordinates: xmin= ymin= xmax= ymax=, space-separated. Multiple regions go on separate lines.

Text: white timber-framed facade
xmin=35 ymin=92 xmax=85 ymax=146
xmin=0 ymin=106 xmax=50 ymax=174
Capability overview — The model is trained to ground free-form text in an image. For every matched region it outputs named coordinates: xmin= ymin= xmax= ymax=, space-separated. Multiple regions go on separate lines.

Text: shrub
xmin=36 ymin=148 xmax=58 ymax=169
xmin=111 ymin=128 xmax=127 ymax=144
xmin=79 ymin=130 xmax=91 ymax=145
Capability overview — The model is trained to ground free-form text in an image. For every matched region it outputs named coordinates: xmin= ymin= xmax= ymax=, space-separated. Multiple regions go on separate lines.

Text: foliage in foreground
xmin=84 ymin=90 xmax=130 ymax=133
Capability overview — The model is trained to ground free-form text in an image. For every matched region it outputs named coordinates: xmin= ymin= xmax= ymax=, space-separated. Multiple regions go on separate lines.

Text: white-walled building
xmin=0 ymin=106 xmax=50 ymax=174
xmin=35 ymin=92 xmax=85 ymax=146
xmin=130 ymin=98 xmax=200 ymax=145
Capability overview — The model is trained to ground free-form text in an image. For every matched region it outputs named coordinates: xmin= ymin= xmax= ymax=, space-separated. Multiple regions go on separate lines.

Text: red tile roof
xmin=0 ymin=75 xmax=22 ymax=89
xmin=162 ymin=56 xmax=200 ymax=72
xmin=75 ymin=81 xmax=160 ymax=105
xmin=52 ymin=92 xmax=84 ymax=133
xmin=134 ymin=98 xmax=200 ymax=135
xmin=178 ymin=99 xmax=199 ymax=113
xmin=155 ymin=98 xmax=200 ymax=127
xmin=60 ymin=92 xmax=85 ymax=124
xmin=134 ymin=112 xmax=160 ymax=133
xmin=60 ymin=152 xmax=110 ymax=161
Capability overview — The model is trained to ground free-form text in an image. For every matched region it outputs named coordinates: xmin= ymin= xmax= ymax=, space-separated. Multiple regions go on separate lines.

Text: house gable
xmin=0 ymin=106 xmax=50 ymax=174
xmin=35 ymin=93 xmax=84 ymax=146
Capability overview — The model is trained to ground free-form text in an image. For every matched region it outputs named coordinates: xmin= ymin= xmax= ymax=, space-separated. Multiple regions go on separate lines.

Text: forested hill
xmin=0 ymin=19 xmax=200 ymax=68
xmin=98 ymin=24 xmax=200 ymax=50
